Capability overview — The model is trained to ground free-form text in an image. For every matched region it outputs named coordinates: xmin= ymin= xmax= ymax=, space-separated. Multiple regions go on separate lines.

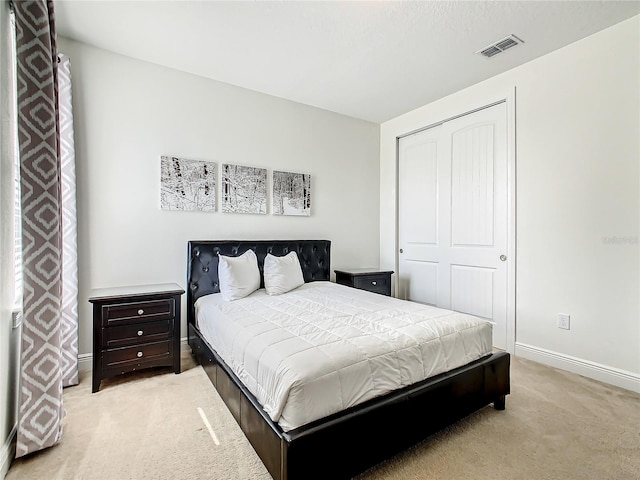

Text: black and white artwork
xmin=272 ymin=170 xmax=311 ymax=216
xmin=160 ymin=156 xmax=216 ymax=211
xmin=221 ymin=163 xmax=267 ymax=214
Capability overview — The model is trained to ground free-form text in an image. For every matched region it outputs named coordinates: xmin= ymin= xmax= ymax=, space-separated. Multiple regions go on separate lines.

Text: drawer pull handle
xmin=137 ymin=351 xmax=143 ymax=358
xmin=137 ymin=309 xmax=144 ymax=315
xmin=137 ymin=330 xmax=143 ymax=336
xmin=371 ymin=281 xmax=377 ymax=286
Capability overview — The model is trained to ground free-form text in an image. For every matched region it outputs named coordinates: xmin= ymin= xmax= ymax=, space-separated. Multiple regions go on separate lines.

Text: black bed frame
xmin=187 ymin=240 xmax=510 ymax=480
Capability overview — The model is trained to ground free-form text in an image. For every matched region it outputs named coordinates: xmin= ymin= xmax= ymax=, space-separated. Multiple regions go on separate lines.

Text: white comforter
xmin=195 ymin=281 xmax=492 ymax=432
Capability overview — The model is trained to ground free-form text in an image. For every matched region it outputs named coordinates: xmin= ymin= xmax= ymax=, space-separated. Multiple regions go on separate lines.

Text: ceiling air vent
xmin=477 ymin=34 xmax=524 ymax=58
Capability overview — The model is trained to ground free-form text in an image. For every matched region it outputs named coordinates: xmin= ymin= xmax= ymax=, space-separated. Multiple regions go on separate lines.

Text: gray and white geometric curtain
xmin=58 ymin=53 xmax=79 ymax=388
xmin=13 ymin=0 xmax=78 ymax=458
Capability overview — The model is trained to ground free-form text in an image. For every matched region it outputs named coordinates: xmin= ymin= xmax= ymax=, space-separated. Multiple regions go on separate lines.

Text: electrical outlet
xmin=558 ymin=313 xmax=570 ymax=330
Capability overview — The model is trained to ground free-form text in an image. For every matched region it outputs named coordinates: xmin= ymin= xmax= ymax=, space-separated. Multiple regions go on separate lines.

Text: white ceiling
xmin=54 ymin=1 xmax=640 ymax=124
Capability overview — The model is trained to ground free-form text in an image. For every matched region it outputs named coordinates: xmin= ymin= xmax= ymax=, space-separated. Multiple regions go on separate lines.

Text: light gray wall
xmin=380 ymin=17 xmax=639 ymax=391
xmin=0 ymin=0 xmax=20 ymax=474
xmin=56 ymin=37 xmax=381 ymax=361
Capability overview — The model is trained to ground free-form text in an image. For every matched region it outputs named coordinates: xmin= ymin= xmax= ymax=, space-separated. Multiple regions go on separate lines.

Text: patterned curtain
xmin=58 ymin=53 xmax=79 ymax=388
xmin=12 ymin=0 xmax=77 ymax=458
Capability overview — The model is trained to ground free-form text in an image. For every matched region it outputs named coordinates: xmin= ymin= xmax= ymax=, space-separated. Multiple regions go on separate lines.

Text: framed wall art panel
xmin=221 ymin=163 xmax=267 ymax=214
xmin=160 ymin=156 xmax=216 ymax=212
xmin=272 ymin=170 xmax=311 ymax=216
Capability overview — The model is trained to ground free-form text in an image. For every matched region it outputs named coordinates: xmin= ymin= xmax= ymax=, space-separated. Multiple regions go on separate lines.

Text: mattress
xmin=195 ymin=281 xmax=493 ymax=432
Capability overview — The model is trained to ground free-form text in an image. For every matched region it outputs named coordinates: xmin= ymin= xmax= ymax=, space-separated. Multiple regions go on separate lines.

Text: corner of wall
xmin=0 ymin=424 xmax=16 ymax=479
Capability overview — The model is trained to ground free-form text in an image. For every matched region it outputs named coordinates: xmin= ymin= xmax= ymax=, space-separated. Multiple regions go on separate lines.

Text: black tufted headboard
xmin=186 ymin=240 xmax=331 ymax=326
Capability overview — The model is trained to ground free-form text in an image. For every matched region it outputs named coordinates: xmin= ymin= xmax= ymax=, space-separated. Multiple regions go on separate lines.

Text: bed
xmin=187 ymin=240 xmax=510 ymax=480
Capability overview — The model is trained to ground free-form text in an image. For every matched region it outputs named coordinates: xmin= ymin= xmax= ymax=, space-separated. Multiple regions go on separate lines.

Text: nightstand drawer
xmin=354 ymin=274 xmax=390 ymax=295
xmin=103 ymin=320 xmax=172 ymax=349
xmin=101 ymin=299 xmax=174 ymax=327
xmin=104 ymin=340 xmax=172 ymax=368
xmin=335 ymin=269 xmax=394 ymax=296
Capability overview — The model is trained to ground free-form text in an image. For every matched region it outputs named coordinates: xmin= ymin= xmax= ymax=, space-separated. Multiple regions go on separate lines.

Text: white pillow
xmin=218 ymin=249 xmax=260 ymax=301
xmin=263 ymin=252 xmax=305 ymax=295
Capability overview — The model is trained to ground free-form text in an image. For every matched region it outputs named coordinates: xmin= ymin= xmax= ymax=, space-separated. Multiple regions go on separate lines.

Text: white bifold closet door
xmin=398 ymin=102 xmax=508 ymax=349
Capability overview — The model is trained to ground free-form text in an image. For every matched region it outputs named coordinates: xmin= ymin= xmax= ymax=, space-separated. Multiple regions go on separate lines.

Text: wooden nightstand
xmin=334 ymin=269 xmax=394 ymax=296
xmin=89 ymin=283 xmax=184 ymax=393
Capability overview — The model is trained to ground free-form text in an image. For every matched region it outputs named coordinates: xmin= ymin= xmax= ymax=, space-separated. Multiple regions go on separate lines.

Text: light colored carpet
xmin=6 ymin=350 xmax=640 ymax=480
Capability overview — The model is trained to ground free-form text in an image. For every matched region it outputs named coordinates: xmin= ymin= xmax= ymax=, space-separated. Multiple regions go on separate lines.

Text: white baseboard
xmin=77 ymin=337 xmax=191 ymax=373
xmin=0 ymin=424 xmax=16 ymax=478
xmin=78 ymin=352 xmax=92 ymax=372
xmin=515 ymin=342 xmax=640 ymax=393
